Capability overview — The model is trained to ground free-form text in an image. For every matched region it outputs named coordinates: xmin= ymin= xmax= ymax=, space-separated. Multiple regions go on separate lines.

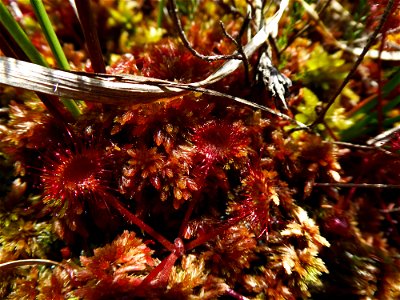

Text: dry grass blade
xmin=0 ymin=259 xmax=64 ymax=271
xmin=314 ymin=183 xmax=400 ymax=189
xmin=0 ymin=56 xmax=187 ymax=105
xmin=0 ymin=56 xmax=308 ymax=128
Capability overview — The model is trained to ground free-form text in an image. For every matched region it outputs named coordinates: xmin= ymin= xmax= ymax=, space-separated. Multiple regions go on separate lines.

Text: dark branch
xmin=74 ymin=0 xmax=106 ymax=73
xmin=167 ymin=0 xmax=243 ymax=62
xmin=219 ymin=17 xmax=251 ymax=84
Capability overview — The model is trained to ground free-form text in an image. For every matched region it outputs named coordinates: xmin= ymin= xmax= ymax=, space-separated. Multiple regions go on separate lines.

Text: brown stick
xmin=74 ymin=0 xmax=106 ymax=73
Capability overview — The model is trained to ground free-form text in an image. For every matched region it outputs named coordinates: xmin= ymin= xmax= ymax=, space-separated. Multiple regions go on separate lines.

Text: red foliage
xmin=133 ymin=39 xmax=218 ymax=82
xmin=121 ymin=145 xmax=166 ymax=193
xmin=190 ymin=120 xmax=252 ymax=165
xmin=108 ymin=53 xmax=140 ymax=75
xmin=73 ymin=231 xmax=155 ymax=299
xmin=38 ymin=124 xmax=122 ymax=237
xmin=390 ymin=132 xmax=400 ymax=152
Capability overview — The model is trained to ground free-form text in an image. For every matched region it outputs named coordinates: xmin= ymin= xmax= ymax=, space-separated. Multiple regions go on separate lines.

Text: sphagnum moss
xmin=1 ymin=1 xmax=400 ymax=299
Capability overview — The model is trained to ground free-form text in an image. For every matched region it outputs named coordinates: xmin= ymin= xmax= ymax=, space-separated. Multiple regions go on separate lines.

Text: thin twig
xmin=314 ymin=182 xmax=400 ymax=189
xmin=287 ymin=0 xmax=400 ymax=61
xmin=192 ymin=0 xmax=289 ymax=86
xmin=339 ymin=43 xmax=400 ymax=61
xmin=193 ymin=0 xmax=289 ymax=86
xmin=350 ymin=27 xmax=400 ymax=45
xmin=377 ymin=31 xmax=387 ymax=133
xmin=219 ymin=17 xmax=251 ymax=84
xmin=380 ymin=206 xmax=400 ymax=213
xmin=0 ymin=259 xmax=64 ymax=271
xmin=328 ymin=141 xmax=395 ymax=156
xmin=367 ymin=126 xmax=400 ymax=146
xmin=268 ymin=35 xmax=280 ymax=62
xmin=300 ymin=0 xmax=400 ymax=61
xmin=225 ymin=288 xmax=250 ymax=300
xmin=167 ymin=0 xmax=242 ymax=62
xmin=310 ymin=0 xmax=395 ymax=129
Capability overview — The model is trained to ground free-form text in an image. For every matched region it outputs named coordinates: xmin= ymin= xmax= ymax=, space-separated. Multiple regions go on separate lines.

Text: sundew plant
xmin=0 ymin=0 xmax=400 ymax=299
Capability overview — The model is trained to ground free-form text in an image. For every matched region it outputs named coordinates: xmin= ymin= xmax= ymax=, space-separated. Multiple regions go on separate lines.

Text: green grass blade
xmin=30 ymin=0 xmax=70 ymax=70
xmin=351 ymin=68 xmax=400 ymax=118
xmin=341 ymin=94 xmax=400 ymax=141
xmin=0 ymin=1 xmax=48 ymax=66
xmin=340 ymin=67 xmax=400 ymax=141
xmin=157 ymin=0 xmax=166 ymax=27
xmin=30 ymin=0 xmax=81 ymax=117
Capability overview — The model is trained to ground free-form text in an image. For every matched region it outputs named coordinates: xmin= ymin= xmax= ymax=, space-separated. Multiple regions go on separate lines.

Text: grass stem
xmin=30 ymin=0 xmax=82 ymax=117
xmin=0 ymin=1 xmax=48 ymax=66
xmin=30 ymin=0 xmax=70 ymax=70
